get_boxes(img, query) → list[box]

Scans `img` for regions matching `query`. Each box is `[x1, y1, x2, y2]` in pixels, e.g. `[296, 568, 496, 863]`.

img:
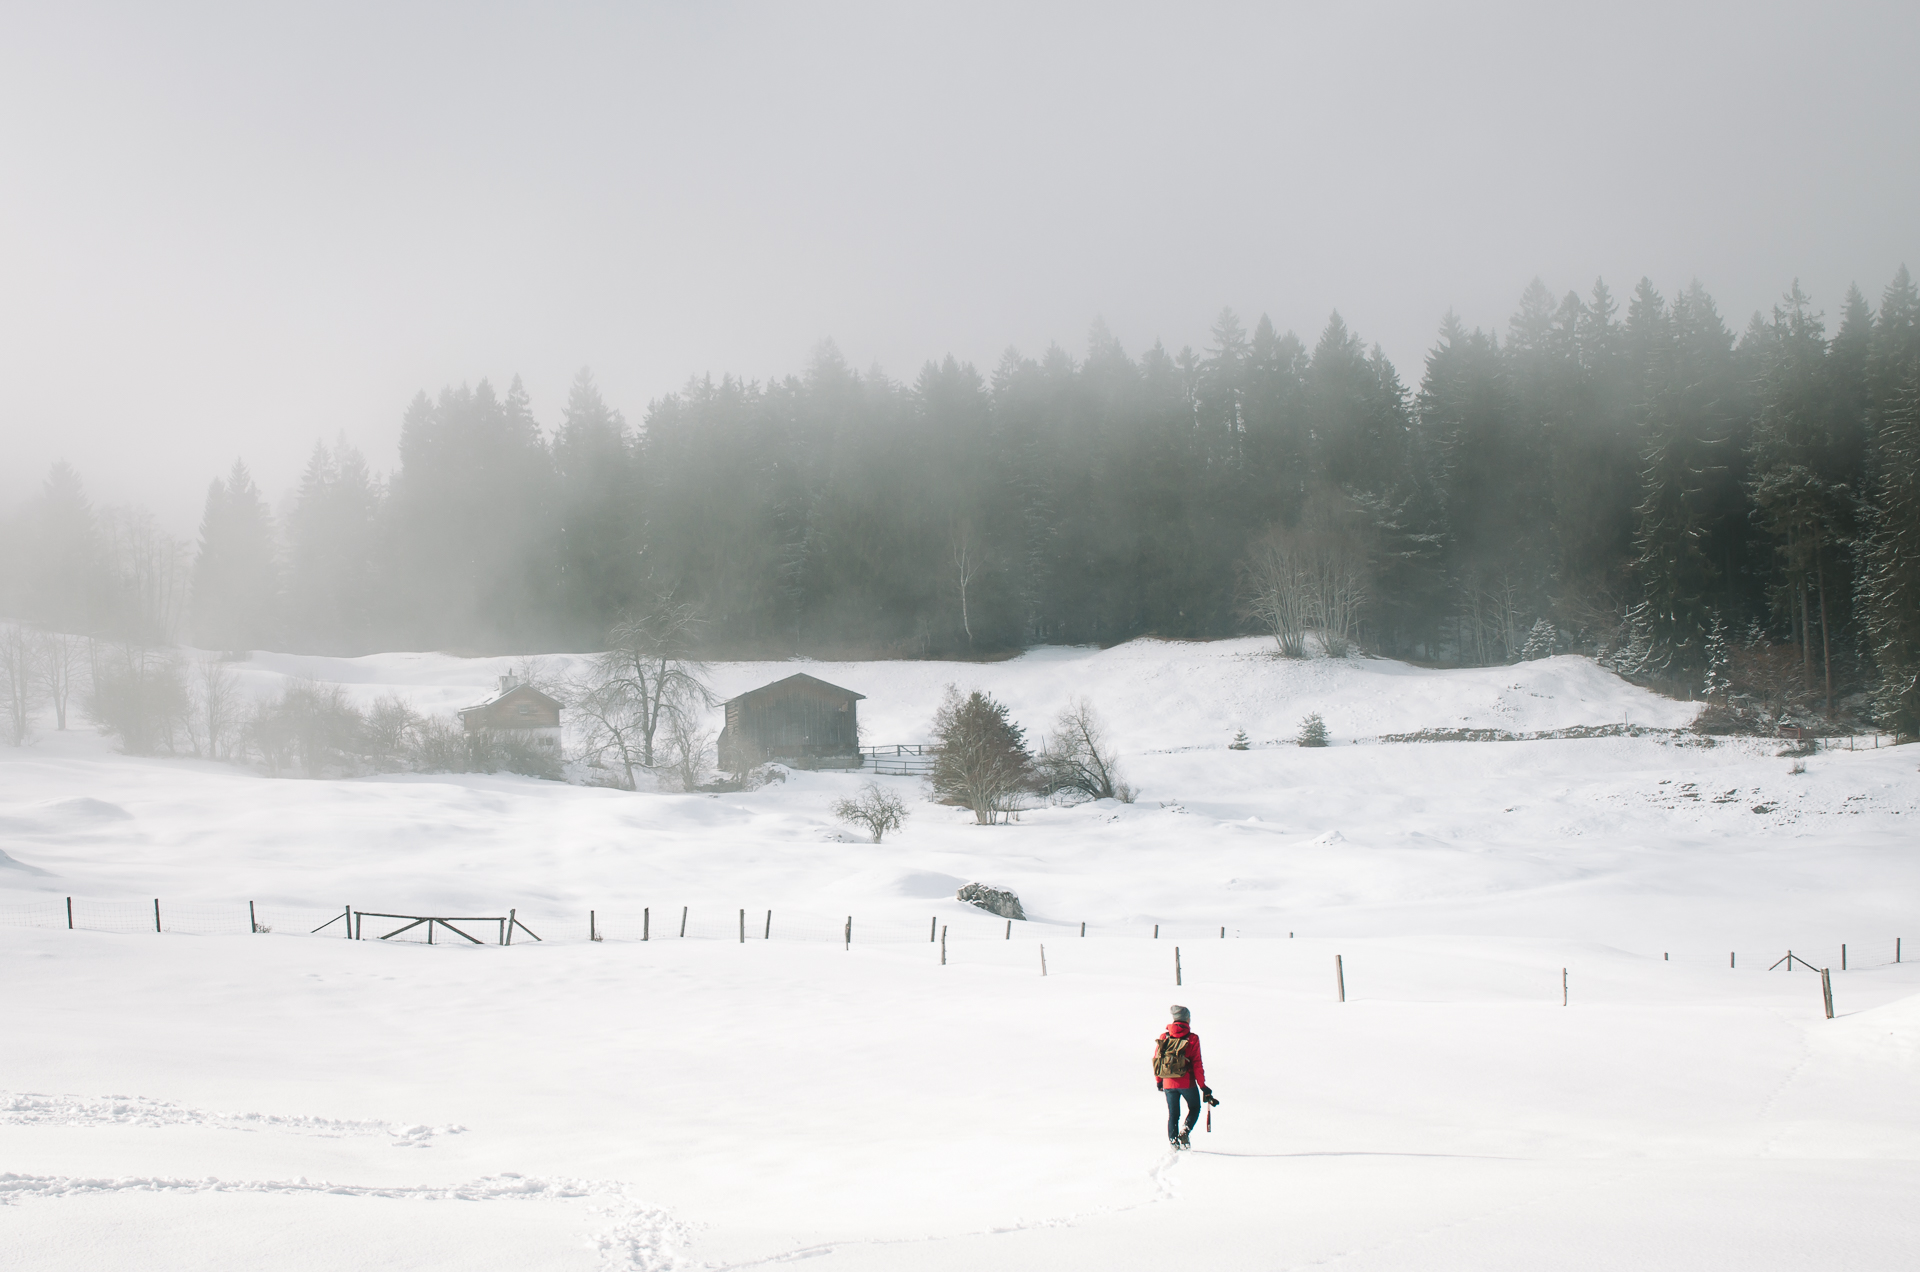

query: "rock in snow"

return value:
[956, 882, 1024, 920]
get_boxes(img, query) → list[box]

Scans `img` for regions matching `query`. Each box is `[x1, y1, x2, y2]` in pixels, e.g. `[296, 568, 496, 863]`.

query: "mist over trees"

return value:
[4, 271, 1919, 728]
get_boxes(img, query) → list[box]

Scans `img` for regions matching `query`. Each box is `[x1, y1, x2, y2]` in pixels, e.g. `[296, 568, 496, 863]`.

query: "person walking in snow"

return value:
[1153, 1004, 1215, 1148]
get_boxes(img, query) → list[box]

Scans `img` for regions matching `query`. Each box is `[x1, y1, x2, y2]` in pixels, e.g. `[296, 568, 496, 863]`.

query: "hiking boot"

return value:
[1177, 1132, 1192, 1149]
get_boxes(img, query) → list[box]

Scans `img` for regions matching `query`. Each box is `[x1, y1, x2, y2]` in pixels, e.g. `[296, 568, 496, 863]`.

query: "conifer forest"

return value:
[6, 270, 1920, 732]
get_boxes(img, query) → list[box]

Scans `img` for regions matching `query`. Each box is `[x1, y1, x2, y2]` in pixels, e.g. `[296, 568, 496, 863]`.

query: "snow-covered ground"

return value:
[4, 639, 1918, 1269]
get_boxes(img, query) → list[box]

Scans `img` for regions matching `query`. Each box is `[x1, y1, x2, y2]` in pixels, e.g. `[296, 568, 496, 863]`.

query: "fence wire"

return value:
[1, 898, 1912, 974]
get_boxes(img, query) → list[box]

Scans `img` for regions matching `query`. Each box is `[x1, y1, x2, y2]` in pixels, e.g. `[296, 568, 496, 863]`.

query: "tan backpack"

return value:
[1153, 1034, 1192, 1080]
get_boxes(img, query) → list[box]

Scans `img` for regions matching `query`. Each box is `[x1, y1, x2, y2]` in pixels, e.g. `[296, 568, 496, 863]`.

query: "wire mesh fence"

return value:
[1, 897, 1912, 982]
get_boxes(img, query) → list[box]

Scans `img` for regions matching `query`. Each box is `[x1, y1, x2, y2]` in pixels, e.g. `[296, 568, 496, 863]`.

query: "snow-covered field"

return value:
[4, 639, 1918, 1269]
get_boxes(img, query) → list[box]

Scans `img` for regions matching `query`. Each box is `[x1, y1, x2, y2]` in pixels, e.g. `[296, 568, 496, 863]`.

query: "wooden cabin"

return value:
[717, 673, 863, 773]
[459, 676, 564, 757]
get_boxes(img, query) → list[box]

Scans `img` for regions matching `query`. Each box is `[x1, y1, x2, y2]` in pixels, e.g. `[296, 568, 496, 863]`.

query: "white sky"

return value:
[2, 1, 1915, 531]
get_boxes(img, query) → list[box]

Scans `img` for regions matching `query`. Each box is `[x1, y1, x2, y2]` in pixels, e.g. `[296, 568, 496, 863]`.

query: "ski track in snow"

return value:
[0, 1171, 685, 1272]
[0, 1090, 464, 1147]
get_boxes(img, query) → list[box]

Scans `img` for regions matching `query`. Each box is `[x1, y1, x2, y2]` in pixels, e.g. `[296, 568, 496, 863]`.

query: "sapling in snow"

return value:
[1298, 713, 1330, 747]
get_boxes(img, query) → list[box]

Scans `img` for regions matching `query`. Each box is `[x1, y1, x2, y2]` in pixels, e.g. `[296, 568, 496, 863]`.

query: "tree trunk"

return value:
[1801, 581, 1813, 691]
[1816, 536, 1832, 715]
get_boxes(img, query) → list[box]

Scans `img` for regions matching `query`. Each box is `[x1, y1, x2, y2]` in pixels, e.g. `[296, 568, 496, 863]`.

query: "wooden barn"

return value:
[459, 676, 564, 757]
[717, 673, 864, 773]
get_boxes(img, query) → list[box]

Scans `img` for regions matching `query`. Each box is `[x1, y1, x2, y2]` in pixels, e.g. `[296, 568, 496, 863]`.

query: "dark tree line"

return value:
[5, 268, 1919, 730]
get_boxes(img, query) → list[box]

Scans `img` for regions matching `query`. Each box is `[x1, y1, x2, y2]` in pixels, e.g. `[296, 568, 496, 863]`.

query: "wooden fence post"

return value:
[590, 910, 597, 941]
[1562, 968, 1568, 1006]
[506, 908, 516, 946]
[765, 910, 772, 939]
[1220, 926, 1225, 939]
[345, 905, 353, 939]
[739, 909, 745, 944]
[930, 916, 937, 942]
[1154, 924, 1159, 939]
[1080, 921, 1086, 937]
[1005, 919, 1011, 940]
[940, 925, 947, 965]
[250, 901, 258, 934]
[1841, 943, 1847, 971]
[1730, 951, 1735, 968]
[845, 916, 852, 950]
[1335, 954, 1345, 1002]
[643, 907, 650, 941]
[680, 906, 688, 938]
[1821, 967, 1835, 1019]
[1040, 944, 1047, 977]
[66, 897, 72, 930]
[154, 898, 161, 933]
[1175, 946, 1182, 986]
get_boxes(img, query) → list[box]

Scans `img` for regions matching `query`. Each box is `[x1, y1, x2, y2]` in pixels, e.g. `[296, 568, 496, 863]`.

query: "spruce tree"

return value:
[190, 460, 280, 650]
[1858, 381, 1920, 733]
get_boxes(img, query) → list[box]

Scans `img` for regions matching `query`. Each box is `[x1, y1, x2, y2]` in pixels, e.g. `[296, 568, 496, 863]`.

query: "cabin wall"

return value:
[719, 685, 859, 771]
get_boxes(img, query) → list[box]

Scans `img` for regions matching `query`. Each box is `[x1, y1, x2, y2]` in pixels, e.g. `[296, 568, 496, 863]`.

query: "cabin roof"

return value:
[722, 672, 865, 707]
[459, 682, 563, 718]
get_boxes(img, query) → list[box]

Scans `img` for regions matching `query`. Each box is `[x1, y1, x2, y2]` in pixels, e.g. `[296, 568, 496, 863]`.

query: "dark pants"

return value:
[1164, 1086, 1200, 1140]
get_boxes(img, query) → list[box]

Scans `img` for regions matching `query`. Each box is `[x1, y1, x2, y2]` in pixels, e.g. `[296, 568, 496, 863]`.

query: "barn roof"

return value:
[723, 672, 865, 706]
[459, 682, 563, 718]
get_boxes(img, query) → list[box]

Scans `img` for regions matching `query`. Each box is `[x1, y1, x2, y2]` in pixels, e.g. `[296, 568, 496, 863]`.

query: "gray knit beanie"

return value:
[1169, 1005, 1190, 1023]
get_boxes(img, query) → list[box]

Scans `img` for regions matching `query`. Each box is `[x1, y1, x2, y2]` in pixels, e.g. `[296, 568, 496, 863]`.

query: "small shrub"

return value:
[1297, 713, 1329, 748]
[1229, 730, 1251, 751]
[833, 781, 910, 842]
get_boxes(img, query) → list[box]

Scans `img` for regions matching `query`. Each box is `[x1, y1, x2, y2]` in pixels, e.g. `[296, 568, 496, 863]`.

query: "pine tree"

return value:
[552, 368, 640, 636]
[929, 687, 1034, 825]
[285, 439, 384, 653]
[1858, 381, 1920, 733]
[190, 460, 280, 650]
[26, 462, 105, 632]
[1703, 613, 1731, 701]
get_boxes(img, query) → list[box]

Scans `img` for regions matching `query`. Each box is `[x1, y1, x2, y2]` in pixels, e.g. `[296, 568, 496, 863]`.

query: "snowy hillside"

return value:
[228, 636, 1702, 751]
[4, 639, 1917, 1271]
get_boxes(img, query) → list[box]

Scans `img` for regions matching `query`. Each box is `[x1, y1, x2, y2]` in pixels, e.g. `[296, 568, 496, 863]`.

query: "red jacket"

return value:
[1153, 1021, 1206, 1090]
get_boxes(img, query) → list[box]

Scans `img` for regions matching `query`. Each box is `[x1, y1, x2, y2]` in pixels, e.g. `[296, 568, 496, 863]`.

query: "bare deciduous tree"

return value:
[1037, 698, 1134, 802]
[89, 643, 189, 755]
[185, 656, 242, 760]
[660, 699, 714, 792]
[1241, 529, 1315, 658]
[572, 594, 712, 790]
[1240, 488, 1372, 658]
[1, 625, 44, 746]
[36, 630, 86, 730]
[833, 780, 909, 842]
[952, 522, 979, 648]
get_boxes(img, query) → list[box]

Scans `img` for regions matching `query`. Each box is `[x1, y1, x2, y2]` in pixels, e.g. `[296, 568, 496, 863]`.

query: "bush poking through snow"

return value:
[928, 685, 1036, 825]
[1298, 712, 1330, 747]
[832, 781, 909, 842]
[1229, 729, 1251, 750]
[1037, 698, 1135, 802]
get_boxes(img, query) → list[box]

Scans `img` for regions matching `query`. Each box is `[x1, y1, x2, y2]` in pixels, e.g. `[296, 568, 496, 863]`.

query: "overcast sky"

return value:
[3, 1, 1915, 530]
